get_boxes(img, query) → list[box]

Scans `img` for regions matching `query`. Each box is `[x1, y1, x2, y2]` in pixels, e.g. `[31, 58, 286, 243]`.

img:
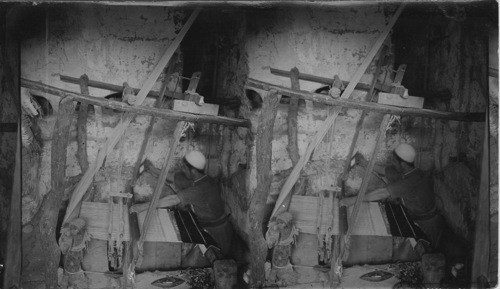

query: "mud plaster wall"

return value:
[426, 17, 488, 241]
[244, 5, 417, 206]
[427, 18, 487, 171]
[219, 6, 488, 276]
[219, 6, 432, 281]
[242, 7, 488, 244]
[19, 6, 218, 225]
[219, 5, 415, 243]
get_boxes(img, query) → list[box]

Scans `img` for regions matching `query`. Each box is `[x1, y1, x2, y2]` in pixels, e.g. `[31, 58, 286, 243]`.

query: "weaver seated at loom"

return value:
[340, 144, 467, 266]
[131, 150, 233, 260]
[341, 144, 442, 253]
[287, 145, 438, 266]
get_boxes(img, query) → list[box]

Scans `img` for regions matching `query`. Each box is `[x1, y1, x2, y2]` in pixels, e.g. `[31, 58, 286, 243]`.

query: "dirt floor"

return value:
[284, 265, 401, 289]
[132, 265, 402, 288]
[53, 265, 403, 289]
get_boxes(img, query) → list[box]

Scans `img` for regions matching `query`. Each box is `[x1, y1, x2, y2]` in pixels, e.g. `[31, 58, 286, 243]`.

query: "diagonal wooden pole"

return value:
[63, 8, 200, 223]
[340, 114, 390, 262]
[77, 74, 90, 173]
[3, 123, 21, 289]
[329, 46, 387, 287]
[271, 4, 405, 218]
[472, 112, 490, 283]
[135, 121, 185, 267]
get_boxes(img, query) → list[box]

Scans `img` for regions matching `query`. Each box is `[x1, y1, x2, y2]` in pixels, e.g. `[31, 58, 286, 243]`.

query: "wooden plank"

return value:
[393, 64, 407, 84]
[135, 242, 183, 272]
[249, 90, 281, 287]
[172, 100, 219, 115]
[271, 4, 406, 218]
[343, 236, 393, 266]
[270, 67, 393, 93]
[61, 9, 199, 224]
[77, 74, 90, 173]
[378, 92, 424, 109]
[60, 74, 185, 100]
[186, 71, 201, 92]
[22, 78, 250, 127]
[136, 121, 185, 267]
[2, 123, 21, 289]
[246, 78, 484, 122]
[472, 113, 490, 282]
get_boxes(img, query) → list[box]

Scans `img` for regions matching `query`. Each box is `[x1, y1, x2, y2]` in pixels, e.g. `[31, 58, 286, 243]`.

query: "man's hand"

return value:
[352, 152, 368, 168]
[130, 195, 182, 214]
[130, 203, 149, 214]
[340, 196, 356, 207]
[141, 159, 152, 171]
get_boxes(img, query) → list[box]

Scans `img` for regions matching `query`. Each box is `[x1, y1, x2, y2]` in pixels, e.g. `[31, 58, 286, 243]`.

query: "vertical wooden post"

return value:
[288, 67, 300, 166]
[270, 68, 301, 219]
[1, 7, 21, 288]
[3, 124, 21, 289]
[472, 114, 490, 283]
[124, 61, 179, 288]
[249, 90, 281, 287]
[32, 98, 75, 289]
[330, 47, 387, 286]
[341, 114, 390, 263]
[135, 121, 185, 267]
[77, 74, 90, 173]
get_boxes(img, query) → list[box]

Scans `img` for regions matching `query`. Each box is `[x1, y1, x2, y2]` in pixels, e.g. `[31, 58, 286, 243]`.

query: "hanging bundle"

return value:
[20, 92, 43, 156]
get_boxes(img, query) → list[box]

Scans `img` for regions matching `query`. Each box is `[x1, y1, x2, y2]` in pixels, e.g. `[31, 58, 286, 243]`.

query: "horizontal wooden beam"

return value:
[246, 78, 485, 122]
[270, 67, 394, 92]
[59, 74, 185, 99]
[22, 78, 251, 128]
[271, 67, 454, 100]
